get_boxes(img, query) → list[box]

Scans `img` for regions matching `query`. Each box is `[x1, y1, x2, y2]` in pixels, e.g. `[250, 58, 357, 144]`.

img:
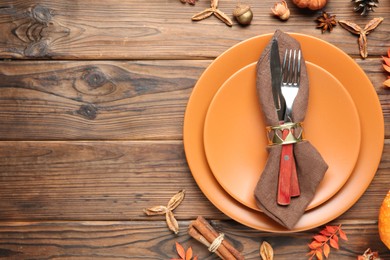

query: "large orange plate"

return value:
[204, 62, 360, 212]
[183, 33, 384, 232]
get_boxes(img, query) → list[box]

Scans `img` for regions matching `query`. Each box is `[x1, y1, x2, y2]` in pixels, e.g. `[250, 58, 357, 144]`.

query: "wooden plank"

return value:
[0, 220, 387, 259]
[0, 60, 209, 140]
[0, 140, 388, 221]
[0, 0, 389, 59]
[0, 59, 388, 140]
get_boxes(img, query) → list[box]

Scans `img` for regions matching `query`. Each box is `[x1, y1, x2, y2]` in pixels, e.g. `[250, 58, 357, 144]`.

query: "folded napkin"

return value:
[254, 30, 328, 229]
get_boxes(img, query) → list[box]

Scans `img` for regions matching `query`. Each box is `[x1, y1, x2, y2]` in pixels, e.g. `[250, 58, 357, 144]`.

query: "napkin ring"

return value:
[266, 122, 304, 146]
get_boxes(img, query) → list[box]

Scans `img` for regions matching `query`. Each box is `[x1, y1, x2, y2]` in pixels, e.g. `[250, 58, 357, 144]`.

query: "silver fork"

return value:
[281, 49, 301, 123]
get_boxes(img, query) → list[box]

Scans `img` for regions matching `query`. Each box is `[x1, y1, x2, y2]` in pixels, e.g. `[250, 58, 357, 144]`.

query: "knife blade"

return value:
[270, 38, 285, 121]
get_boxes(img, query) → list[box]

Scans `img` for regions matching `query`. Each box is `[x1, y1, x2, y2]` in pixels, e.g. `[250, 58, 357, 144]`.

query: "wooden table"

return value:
[0, 0, 389, 259]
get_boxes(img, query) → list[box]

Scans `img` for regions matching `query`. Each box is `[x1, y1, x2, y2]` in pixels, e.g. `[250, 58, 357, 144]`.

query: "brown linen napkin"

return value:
[254, 30, 328, 229]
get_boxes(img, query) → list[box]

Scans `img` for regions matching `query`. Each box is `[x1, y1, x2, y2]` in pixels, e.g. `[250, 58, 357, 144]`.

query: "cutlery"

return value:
[270, 41, 300, 205]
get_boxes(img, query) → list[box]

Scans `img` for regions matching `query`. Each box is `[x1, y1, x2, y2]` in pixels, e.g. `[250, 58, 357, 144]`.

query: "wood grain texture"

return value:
[0, 0, 389, 59]
[0, 59, 388, 140]
[0, 140, 387, 221]
[0, 220, 388, 259]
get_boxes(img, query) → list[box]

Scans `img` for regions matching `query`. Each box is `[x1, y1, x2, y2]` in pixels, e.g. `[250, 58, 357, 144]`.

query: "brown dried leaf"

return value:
[363, 17, 384, 34]
[359, 33, 368, 59]
[144, 205, 167, 215]
[191, 8, 214, 21]
[167, 190, 186, 211]
[210, 0, 219, 9]
[338, 20, 362, 34]
[214, 9, 233, 26]
[259, 241, 274, 260]
[166, 210, 179, 234]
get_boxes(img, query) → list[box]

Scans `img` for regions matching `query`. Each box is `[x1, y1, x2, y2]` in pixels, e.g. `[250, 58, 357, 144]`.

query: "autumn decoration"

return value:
[292, 0, 327, 10]
[352, 0, 379, 16]
[171, 242, 198, 260]
[233, 4, 253, 25]
[382, 49, 390, 88]
[378, 189, 390, 249]
[357, 248, 382, 260]
[260, 241, 274, 260]
[271, 1, 290, 21]
[307, 225, 348, 260]
[315, 11, 337, 33]
[338, 17, 383, 59]
[144, 190, 185, 234]
[180, 0, 198, 5]
[192, 0, 233, 26]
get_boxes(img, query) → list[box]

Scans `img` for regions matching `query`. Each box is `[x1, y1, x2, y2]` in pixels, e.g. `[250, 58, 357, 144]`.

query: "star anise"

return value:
[180, 0, 197, 5]
[315, 11, 337, 33]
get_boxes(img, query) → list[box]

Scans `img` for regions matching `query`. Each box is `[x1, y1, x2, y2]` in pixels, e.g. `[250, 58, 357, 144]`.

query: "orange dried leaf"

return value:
[309, 241, 323, 249]
[339, 229, 348, 241]
[383, 56, 390, 67]
[325, 226, 337, 233]
[329, 238, 339, 249]
[186, 247, 193, 260]
[384, 78, 390, 87]
[383, 64, 390, 73]
[323, 243, 330, 258]
[388, 48, 390, 58]
[320, 230, 332, 236]
[175, 242, 186, 259]
[315, 249, 323, 260]
[314, 235, 327, 242]
[193, 256, 198, 260]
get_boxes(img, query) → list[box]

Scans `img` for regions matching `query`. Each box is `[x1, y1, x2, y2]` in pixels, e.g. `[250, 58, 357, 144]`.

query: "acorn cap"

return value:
[233, 4, 251, 17]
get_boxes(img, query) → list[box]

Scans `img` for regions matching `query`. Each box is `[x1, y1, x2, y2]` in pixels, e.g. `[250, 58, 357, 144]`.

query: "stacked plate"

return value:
[183, 33, 384, 232]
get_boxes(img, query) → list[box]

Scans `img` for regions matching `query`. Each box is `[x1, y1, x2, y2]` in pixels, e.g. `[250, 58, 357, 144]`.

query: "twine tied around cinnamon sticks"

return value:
[188, 216, 244, 259]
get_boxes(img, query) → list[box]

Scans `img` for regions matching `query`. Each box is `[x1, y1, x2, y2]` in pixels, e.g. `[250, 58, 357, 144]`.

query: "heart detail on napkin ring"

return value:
[266, 122, 304, 146]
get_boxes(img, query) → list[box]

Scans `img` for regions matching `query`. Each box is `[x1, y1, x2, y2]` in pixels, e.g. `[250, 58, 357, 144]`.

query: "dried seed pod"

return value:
[167, 189, 186, 211]
[271, 1, 290, 21]
[166, 210, 179, 234]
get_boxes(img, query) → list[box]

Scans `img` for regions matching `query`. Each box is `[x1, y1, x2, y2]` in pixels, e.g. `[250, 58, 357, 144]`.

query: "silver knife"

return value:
[270, 38, 285, 121]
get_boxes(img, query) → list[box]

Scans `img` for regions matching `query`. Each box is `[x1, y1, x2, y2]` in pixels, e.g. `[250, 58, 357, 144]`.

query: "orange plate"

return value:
[183, 33, 384, 232]
[204, 62, 360, 212]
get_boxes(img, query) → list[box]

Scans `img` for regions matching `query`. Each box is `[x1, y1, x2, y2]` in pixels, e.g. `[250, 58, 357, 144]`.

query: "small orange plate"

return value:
[204, 62, 361, 211]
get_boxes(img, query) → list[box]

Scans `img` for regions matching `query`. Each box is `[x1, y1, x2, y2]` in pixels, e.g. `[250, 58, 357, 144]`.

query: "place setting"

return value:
[183, 30, 384, 232]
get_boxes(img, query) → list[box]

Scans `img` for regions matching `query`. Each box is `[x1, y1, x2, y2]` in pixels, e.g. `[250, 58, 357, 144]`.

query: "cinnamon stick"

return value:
[188, 226, 224, 258]
[188, 216, 244, 259]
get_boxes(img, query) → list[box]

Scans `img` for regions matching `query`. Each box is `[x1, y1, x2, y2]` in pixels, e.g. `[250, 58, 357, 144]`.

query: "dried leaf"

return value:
[186, 247, 193, 260]
[338, 229, 348, 241]
[307, 225, 347, 259]
[260, 241, 274, 260]
[308, 241, 322, 249]
[383, 78, 390, 87]
[191, 8, 214, 21]
[383, 56, 390, 67]
[323, 243, 330, 258]
[314, 235, 327, 242]
[166, 210, 179, 234]
[359, 33, 368, 59]
[144, 205, 167, 215]
[175, 242, 186, 259]
[338, 20, 362, 34]
[363, 17, 384, 34]
[329, 238, 339, 249]
[168, 190, 186, 211]
[315, 249, 323, 260]
[383, 64, 390, 73]
[214, 9, 233, 26]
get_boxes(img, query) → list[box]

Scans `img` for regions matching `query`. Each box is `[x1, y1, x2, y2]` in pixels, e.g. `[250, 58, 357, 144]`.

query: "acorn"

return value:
[233, 4, 253, 25]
